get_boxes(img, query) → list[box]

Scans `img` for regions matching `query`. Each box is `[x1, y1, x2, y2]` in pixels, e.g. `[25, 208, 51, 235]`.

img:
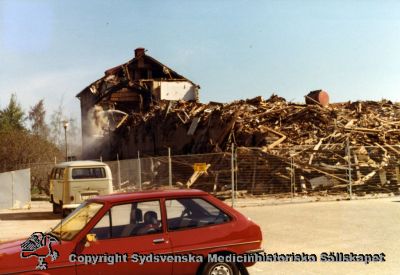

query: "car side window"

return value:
[90, 200, 163, 240]
[90, 210, 111, 240]
[166, 198, 230, 231]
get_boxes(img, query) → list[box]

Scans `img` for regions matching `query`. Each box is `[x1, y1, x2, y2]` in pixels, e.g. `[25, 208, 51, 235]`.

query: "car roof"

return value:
[53, 160, 108, 168]
[90, 189, 208, 203]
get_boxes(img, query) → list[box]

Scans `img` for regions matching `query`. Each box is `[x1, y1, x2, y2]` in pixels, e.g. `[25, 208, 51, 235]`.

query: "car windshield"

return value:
[51, 202, 103, 241]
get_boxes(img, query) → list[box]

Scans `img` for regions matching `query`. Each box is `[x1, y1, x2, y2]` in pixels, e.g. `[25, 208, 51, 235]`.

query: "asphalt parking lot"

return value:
[242, 197, 400, 275]
[1, 197, 399, 274]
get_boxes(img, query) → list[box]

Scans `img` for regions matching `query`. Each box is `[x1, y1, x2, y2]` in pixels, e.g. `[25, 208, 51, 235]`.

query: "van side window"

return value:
[72, 168, 106, 179]
[52, 168, 65, 180]
[50, 169, 56, 179]
[54, 169, 60, 179]
[58, 168, 65, 180]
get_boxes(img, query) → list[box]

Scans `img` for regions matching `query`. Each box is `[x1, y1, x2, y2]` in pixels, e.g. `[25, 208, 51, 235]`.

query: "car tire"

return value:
[202, 261, 239, 275]
[52, 203, 61, 214]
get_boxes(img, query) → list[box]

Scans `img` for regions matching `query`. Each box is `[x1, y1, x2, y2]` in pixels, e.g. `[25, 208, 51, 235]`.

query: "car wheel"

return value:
[202, 262, 239, 275]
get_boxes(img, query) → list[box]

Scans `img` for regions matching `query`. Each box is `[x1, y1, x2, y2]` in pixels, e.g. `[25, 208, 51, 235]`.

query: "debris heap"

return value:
[111, 95, 400, 194]
[115, 95, 400, 152]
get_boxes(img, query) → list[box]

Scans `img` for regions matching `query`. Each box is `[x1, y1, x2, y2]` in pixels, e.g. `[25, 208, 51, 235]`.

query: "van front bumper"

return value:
[62, 203, 80, 209]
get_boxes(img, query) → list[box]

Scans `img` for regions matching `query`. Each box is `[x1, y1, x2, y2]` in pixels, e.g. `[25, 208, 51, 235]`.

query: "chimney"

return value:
[135, 48, 145, 58]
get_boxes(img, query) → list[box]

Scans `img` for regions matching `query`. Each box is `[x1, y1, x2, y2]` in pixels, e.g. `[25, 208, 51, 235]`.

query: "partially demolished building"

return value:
[77, 49, 400, 195]
[77, 48, 199, 159]
[77, 48, 400, 161]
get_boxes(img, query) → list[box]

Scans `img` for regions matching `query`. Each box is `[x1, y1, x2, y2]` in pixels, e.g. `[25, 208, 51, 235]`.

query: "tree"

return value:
[0, 95, 67, 194]
[67, 117, 81, 157]
[0, 93, 25, 131]
[48, 101, 82, 158]
[28, 99, 49, 138]
[49, 103, 64, 147]
[0, 129, 63, 194]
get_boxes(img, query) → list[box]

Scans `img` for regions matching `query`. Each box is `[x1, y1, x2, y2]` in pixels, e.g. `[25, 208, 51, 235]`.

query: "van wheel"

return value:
[52, 203, 61, 214]
[202, 262, 239, 275]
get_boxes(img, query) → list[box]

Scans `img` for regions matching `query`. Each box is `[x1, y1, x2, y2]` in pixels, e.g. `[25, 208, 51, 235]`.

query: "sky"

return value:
[1, 0, 400, 125]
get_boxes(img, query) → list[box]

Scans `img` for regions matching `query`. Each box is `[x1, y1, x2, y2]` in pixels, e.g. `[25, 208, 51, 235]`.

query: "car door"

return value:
[76, 200, 173, 275]
[165, 197, 234, 275]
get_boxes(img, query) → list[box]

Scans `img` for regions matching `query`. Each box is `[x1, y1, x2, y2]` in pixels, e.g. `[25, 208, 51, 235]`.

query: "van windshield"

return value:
[72, 167, 106, 179]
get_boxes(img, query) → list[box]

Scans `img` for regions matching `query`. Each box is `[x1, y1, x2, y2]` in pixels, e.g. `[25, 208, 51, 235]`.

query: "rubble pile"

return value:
[113, 95, 400, 194]
[118, 94, 400, 151]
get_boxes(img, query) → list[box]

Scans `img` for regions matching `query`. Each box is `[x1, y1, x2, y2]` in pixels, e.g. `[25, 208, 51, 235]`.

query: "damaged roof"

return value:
[76, 47, 200, 99]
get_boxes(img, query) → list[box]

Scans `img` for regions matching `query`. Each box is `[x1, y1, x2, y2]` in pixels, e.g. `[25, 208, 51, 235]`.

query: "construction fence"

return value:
[105, 144, 400, 199]
[13, 144, 400, 205]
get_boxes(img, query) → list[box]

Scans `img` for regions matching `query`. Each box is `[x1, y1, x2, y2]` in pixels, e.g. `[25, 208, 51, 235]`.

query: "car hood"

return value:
[0, 239, 35, 274]
[0, 237, 76, 274]
[0, 239, 24, 255]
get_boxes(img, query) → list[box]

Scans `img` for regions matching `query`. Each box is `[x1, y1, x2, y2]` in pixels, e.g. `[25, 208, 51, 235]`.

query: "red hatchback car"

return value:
[0, 189, 263, 275]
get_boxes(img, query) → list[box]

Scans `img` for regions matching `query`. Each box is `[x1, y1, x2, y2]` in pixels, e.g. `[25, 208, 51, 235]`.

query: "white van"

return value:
[49, 161, 113, 215]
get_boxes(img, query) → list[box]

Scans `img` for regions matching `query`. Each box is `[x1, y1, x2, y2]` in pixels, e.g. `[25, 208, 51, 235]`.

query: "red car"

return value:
[0, 189, 263, 275]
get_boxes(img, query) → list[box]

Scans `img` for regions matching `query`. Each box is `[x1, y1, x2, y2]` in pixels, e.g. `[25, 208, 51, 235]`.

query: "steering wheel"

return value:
[144, 224, 158, 234]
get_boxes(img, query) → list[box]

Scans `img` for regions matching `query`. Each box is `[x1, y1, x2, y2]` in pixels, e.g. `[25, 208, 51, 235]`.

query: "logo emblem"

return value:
[20, 232, 60, 270]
